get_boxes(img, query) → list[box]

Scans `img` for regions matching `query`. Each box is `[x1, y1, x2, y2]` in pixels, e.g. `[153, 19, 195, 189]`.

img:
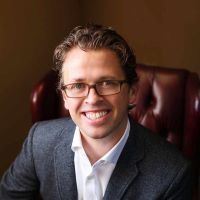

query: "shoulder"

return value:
[31, 117, 75, 137]
[32, 117, 75, 133]
[116, 119, 193, 199]
[129, 119, 190, 172]
[28, 117, 76, 153]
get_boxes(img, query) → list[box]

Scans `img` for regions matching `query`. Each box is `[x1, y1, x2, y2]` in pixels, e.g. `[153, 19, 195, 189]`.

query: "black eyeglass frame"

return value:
[61, 80, 128, 98]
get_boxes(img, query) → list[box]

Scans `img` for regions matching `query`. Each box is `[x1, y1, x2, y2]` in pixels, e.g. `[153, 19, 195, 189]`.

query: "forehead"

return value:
[62, 47, 125, 82]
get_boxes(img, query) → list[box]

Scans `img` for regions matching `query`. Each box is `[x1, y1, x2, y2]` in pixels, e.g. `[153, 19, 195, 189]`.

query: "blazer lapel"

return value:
[104, 119, 145, 200]
[54, 121, 78, 200]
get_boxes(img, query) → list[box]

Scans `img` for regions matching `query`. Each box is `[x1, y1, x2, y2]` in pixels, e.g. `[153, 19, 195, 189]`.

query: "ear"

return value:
[62, 91, 69, 110]
[128, 85, 137, 103]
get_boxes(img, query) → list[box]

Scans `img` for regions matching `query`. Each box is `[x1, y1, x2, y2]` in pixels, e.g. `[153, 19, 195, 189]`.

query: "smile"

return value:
[85, 111, 108, 120]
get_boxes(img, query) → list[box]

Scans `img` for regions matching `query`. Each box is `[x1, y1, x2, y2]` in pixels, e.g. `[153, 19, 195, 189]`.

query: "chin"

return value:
[85, 131, 107, 139]
[82, 128, 111, 140]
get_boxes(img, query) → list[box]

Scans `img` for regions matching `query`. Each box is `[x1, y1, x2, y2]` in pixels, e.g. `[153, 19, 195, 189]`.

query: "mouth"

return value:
[84, 110, 109, 120]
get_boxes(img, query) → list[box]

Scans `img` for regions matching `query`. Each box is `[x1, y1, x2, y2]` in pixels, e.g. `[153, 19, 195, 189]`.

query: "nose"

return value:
[84, 87, 103, 104]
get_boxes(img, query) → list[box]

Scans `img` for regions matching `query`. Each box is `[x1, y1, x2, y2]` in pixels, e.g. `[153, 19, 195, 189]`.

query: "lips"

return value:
[84, 111, 108, 120]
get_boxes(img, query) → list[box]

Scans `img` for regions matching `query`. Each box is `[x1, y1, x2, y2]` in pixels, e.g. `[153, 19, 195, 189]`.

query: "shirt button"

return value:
[87, 175, 93, 180]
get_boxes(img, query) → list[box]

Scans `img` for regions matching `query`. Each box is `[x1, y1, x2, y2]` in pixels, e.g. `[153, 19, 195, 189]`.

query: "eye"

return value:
[68, 83, 86, 90]
[99, 80, 118, 88]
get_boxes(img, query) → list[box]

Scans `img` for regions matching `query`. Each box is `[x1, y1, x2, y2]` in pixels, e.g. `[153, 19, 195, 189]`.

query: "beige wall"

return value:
[0, 1, 80, 176]
[80, 0, 200, 75]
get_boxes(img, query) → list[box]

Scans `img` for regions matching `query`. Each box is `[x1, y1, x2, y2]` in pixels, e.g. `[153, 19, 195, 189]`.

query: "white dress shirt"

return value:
[71, 120, 130, 200]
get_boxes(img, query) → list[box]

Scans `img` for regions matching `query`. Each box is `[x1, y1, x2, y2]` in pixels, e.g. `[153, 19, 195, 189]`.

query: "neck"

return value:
[81, 118, 128, 164]
[81, 137, 115, 165]
[81, 118, 128, 165]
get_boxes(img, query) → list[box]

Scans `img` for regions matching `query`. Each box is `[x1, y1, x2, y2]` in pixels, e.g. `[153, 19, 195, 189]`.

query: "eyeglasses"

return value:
[61, 80, 128, 98]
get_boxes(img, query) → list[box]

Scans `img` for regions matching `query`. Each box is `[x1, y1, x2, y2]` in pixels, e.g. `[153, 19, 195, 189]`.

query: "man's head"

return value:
[53, 24, 138, 145]
[53, 24, 138, 89]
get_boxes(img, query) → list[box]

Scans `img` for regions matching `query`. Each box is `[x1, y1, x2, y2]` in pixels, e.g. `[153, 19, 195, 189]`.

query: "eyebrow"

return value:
[98, 76, 118, 80]
[69, 76, 119, 83]
[70, 78, 85, 82]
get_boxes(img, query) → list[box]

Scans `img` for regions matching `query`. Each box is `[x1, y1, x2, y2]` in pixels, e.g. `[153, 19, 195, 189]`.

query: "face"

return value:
[62, 47, 135, 145]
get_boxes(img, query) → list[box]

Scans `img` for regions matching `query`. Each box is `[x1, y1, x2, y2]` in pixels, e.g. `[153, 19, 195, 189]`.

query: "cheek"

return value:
[120, 89, 131, 102]
[109, 93, 129, 110]
[64, 99, 69, 110]
[63, 98, 81, 114]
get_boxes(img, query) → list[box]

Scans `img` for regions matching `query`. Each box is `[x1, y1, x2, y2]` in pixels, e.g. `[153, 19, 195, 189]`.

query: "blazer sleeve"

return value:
[0, 123, 40, 200]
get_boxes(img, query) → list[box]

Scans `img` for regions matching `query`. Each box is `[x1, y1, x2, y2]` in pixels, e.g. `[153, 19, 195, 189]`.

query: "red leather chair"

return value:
[31, 64, 200, 200]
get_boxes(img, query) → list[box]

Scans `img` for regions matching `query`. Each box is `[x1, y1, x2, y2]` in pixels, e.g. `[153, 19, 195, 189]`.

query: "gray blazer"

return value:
[0, 117, 193, 200]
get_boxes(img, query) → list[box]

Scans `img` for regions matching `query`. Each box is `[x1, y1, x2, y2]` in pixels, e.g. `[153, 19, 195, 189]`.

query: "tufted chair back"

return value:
[31, 64, 199, 199]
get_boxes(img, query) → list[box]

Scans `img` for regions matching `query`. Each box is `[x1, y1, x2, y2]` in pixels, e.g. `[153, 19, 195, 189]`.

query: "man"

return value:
[0, 24, 193, 199]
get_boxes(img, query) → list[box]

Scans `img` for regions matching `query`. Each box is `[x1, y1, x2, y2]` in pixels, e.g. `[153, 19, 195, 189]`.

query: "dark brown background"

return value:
[0, 0, 199, 177]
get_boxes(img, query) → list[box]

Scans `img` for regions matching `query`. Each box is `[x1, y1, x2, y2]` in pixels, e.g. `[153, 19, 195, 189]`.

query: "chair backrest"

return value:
[31, 64, 200, 199]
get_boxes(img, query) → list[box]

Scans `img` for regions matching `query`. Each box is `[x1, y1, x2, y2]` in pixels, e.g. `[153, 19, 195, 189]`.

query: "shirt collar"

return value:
[71, 126, 83, 152]
[71, 119, 130, 165]
[101, 120, 130, 164]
